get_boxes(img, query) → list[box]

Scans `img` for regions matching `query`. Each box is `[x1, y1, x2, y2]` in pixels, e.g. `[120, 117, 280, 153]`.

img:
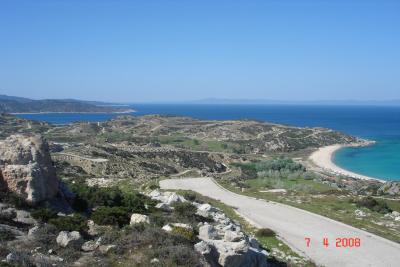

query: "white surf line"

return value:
[309, 144, 385, 182]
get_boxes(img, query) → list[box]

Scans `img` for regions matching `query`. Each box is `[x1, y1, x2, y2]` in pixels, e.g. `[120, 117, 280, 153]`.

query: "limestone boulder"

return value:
[0, 135, 60, 205]
[130, 213, 150, 225]
[197, 239, 268, 267]
[199, 224, 219, 240]
[224, 230, 244, 242]
[56, 231, 82, 247]
[81, 238, 101, 252]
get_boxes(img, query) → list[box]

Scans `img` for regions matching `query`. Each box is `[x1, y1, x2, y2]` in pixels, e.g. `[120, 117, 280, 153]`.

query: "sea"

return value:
[16, 104, 400, 181]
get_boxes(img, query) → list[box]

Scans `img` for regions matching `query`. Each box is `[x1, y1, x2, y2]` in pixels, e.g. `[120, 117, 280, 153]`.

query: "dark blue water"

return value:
[16, 104, 400, 181]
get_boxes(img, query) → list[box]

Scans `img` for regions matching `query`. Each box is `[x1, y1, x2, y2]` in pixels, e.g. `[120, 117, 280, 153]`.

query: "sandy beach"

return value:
[309, 143, 384, 182]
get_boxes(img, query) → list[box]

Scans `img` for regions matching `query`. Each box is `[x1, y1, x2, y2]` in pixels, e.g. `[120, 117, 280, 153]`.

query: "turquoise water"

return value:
[16, 104, 400, 181]
[334, 138, 400, 180]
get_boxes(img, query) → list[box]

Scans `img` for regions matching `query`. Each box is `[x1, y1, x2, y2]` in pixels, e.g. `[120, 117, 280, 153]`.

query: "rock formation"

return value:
[0, 134, 60, 205]
[147, 190, 269, 267]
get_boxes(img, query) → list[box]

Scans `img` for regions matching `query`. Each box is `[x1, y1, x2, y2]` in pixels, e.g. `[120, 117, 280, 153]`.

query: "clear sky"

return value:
[0, 0, 399, 102]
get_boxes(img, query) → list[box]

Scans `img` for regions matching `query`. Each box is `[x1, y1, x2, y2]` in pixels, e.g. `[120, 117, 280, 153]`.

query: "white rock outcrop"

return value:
[0, 135, 60, 205]
[199, 224, 219, 240]
[146, 190, 268, 266]
[147, 190, 186, 205]
[56, 231, 82, 247]
[81, 238, 102, 252]
[130, 213, 150, 225]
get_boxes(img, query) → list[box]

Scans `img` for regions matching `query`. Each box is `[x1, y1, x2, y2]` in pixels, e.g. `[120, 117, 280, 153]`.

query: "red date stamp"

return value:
[305, 237, 361, 248]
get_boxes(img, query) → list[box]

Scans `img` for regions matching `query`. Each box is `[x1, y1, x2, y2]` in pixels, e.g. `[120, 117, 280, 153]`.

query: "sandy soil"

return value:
[309, 144, 384, 182]
[160, 177, 400, 267]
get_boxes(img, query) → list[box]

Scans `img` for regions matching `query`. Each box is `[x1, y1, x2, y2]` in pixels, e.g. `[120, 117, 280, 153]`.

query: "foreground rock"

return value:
[130, 213, 150, 225]
[148, 190, 187, 205]
[146, 189, 268, 267]
[56, 231, 83, 247]
[0, 134, 60, 205]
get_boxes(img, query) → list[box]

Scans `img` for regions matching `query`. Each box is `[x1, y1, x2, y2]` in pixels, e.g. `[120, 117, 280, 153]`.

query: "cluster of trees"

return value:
[234, 157, 308, 180]
[32, 182, 156, 232]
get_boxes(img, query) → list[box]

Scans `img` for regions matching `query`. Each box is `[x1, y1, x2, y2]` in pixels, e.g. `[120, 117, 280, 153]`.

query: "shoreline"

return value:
[309, 142, 386, 183]
[10, 109, 136, 115]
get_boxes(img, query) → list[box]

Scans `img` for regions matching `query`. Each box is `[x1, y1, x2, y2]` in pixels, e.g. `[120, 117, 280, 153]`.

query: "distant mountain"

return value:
[0, 94, 32, 103]
[0, 95, 133, 113]
[190, 98, 400, 106]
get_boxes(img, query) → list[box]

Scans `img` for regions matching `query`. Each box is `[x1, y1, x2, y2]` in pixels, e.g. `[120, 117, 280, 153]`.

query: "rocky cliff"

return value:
[0, 134, 60, 205]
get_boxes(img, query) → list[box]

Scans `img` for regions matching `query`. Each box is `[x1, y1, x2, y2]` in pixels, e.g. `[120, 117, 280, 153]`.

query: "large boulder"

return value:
[81, 238, 102, 252]
[199, 224, 219, 240]
[0, 135, 60, 205]
[196, 239, 268, 267]
[147, 190, 186, 205]
[130, 213, 150, 225]
[56, 231, 82, 247]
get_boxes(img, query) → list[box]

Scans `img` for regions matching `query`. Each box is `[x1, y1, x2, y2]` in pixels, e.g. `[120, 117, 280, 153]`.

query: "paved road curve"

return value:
[160, 178, 400, 267]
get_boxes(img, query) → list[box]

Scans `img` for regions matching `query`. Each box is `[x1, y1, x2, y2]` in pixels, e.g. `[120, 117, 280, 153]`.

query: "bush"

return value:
[147, 182, 160, 190]
[91, 206, 130, 227]
[182, 192, 197, 202]
[48, 214, 88, 233]
[28, 224, 58, 246]
[149, 213, 167, 227]
[255, 158, 306, 173]
[173, 202, 197, 218]
[68, 183, 153, 213]
[31, 208, 58, 223]
[150, 244, 201, 266]
[255, 228, 276, 238]
[0, 228, 15, 242]
[122, 193, 150, 213]
[356, 197, 392, 214]
[0, 190, 30, 209]
[106, 226, 202, 265]
[235, 163, 258, 178]
[171, 226, 196, 242]
[71, 195, 89, 213]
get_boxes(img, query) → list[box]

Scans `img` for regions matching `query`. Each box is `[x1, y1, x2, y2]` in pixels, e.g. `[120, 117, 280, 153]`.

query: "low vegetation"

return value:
[355, 196, 393, 214]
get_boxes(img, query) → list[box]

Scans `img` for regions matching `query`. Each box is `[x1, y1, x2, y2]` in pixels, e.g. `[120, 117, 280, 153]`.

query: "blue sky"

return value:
[0, 0, 399, 102]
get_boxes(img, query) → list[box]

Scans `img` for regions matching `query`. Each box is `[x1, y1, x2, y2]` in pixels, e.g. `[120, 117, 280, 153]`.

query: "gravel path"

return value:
[160, 177, 400, 267]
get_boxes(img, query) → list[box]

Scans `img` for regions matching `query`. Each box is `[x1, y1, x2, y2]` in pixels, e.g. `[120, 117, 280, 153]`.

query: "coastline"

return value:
[10, 109, 135, 115]
[309, 142, 386, 182]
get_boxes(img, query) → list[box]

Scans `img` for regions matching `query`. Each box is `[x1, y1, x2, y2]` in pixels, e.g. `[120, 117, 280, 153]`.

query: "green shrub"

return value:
[183, 192, 197, 202]
[173, 202, 197, 218]
[68, 182, 153, 213]
[71, 195, 89, 213]
[91, 206, 130, 227]
[255, 158, 305, 173]
[149, 213, 167, 227]
[31, 208, 58, 223]
[122, 193, 149, 213]
[147, 182, 160, 190]
[356, 197, 392, 214]
[0, 190, 30, 209]
[232, 162, 258, 178]
[48, 214, 88, 233]
[171, 226, 196, 242]
[0, 228, 15, 242]
[150, 244, 201, 266]
[255, 228, 276, 238]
